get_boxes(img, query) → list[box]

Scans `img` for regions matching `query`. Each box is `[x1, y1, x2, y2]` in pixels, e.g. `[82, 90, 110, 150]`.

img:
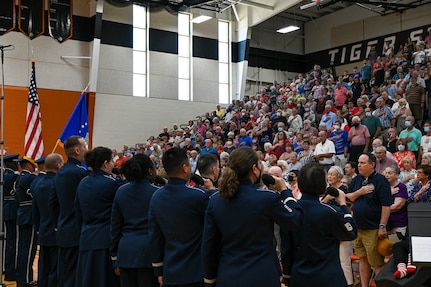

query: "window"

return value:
[178, 13, 191, 101]
[218, 21, 230, 104]
[133, 4, 148, 97]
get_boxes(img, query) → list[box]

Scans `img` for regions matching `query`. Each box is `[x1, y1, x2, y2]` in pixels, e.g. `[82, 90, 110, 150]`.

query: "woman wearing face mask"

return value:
[419, 121, 431, 162]
[202, 148, 303, 287]
[393, 138, 416, 171]
[394, 99, 412, 134]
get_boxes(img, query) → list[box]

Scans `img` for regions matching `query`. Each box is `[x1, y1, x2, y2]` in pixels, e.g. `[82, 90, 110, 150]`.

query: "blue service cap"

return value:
[4, 154, 19, 162]
[35, 156, 47, 164]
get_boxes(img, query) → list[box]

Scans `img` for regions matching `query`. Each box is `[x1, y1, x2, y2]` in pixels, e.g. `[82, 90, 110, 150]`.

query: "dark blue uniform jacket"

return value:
[76, 170, 123, 251]
[15, 170, 36, 225]
[33, 172, 58, 246]
[4, 168, 18, 221]
[290, 193, 357, 287]
[49, 158, 89, 247]
[149, 178, 210, 285]
[202, 181, 303, 287]
[110, 179, 158, 268]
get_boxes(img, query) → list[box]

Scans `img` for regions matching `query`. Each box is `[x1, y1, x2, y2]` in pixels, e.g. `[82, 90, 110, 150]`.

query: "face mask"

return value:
[365, 112, 371, 118]
[405, 121, 411, 127]
[254, 167, 262, 185]
[297, 104, 301, 108]
[241, 112, 245, 116]
[424, 127, 430, 133]
[278, 127, 284, 132]
[398, 144, 405, 151]
[372, 146, 377, 152]
[287, 132, 292, 137]
[334, 125, 340, 130]
[287, 175, 294, 182]
[353, 123, 359, 128]
[276, 112, 281, 117]
[305, 108, 310, 111]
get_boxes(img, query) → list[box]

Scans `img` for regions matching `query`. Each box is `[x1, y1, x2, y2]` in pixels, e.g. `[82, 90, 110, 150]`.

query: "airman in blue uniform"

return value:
[15, 156, 38, 287]
[33, 153, 64, 287]
[110, 154, 159, 287]
[3, 154, 19, 281]
[48, 136, 88, 287]
[149, 148, 210, 287]
[75, 147, 123, 287]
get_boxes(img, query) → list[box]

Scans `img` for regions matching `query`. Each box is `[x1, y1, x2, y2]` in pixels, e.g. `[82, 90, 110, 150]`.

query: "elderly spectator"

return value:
[254, 118, 273, 151]
[386, 127, 398, 153]
[399, 156, 417, 194]
[384, 166, 408, 237]
[334, 81, 350, 109]
[237, 128, 253, 147]
[399, 116, 422, 159]
[348, 116, 371, 163]
[362, 105, 382, 141]
[286, 153, 302, 172]
[328, 119, 349, 168]
[320, 105, 338, 130]
[344, 161, 358, 180]
[405, 77, 426, 125]
[421, 152, 431, 165]
[288, 108, 303, 133]
[200, 139, 218, 155]
[300, 120, 318, 139]
[114, 151, 127, 168]
[374, 96, 395, 141]
[372, 138, 393, 159]
[408, 164, 431, 203]
[394, 98, 412, 133]
[313, 131, 335, 171]
[279, 143, 295, 162]
[375, 146, 398, 174]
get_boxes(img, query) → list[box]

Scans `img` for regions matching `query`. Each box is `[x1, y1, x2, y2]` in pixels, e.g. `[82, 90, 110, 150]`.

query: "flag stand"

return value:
[0, 44, 14, 287]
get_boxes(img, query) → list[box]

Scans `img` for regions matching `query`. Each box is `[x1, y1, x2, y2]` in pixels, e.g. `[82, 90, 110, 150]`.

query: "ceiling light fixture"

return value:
[276, 25, 300, 34]
[191, 15, 212, 23]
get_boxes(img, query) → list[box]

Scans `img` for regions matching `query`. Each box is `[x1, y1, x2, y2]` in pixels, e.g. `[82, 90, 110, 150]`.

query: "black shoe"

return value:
[26, 281, 38, 287]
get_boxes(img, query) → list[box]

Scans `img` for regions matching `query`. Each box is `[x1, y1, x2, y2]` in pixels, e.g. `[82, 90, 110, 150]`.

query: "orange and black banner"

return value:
[18, 0, 45, 40]
[0, 0, 15, 36]
[48, 0, 73, 43]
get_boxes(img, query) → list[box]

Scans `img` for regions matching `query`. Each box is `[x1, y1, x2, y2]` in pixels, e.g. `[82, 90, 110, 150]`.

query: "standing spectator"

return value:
[419, 120, 431, 163]
[300, 119, 318, 139]
[399, 156, 417, 194]
[348, 116, 371, 163]
[328, 120, 349, 168]
[297, 139, 314, 167]
[346, 153, 392, 287]
[405, 77, 426, 126]
[288, 108, 303, 133]
[351, 76, 365, 106]
[202, 147, 303, 287]
[289, 163, 356, 287]
[344, 162, 358, 180]
[237, 128, 253, 147]
[334, 82, 350, 109]
[362, 106, 382, 141]
[320, 105, 338, 130]
[110, 155, 159, 287]
[399, 116, 422, 159]
[114, 151, 127, 169]
[149, 148, 210, 287]
[384, 166, 408, 237]
[254, 119, 274, 151]
[394, 98, 412, 134]
[374, 96, 395, 142]
[408, 164, 431, 203]
[313, 131, 335, 171]
[33, 153, 64, 287]
[392, 138, 417, 171]
[48, 136, 89, 287]
[361, 59, 372, 91]
[75, 147, 123, 287]
[375, 146, 398, 174]
[386, 127, 398, 153]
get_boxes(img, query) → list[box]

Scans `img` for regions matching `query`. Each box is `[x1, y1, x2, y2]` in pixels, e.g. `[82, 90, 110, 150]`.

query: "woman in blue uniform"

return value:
[110, 154, 159, 287]
[75, 147, 123, 287]
[289, 163, 357, 287]
[202, 147, 303, 287]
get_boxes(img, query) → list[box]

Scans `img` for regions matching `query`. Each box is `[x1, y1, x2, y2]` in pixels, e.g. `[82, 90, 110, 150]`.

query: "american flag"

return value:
[24, 61, 44, 159]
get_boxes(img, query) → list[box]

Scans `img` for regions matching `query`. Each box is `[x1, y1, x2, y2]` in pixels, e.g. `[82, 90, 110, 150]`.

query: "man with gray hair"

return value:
[374, 146, 398, 174]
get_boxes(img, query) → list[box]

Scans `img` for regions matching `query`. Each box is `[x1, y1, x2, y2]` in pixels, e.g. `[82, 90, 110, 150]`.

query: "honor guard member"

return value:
[48, 136, 88, 287]
[289, 163, 357, 287]
[149, 148, 211, 287]
[33, 153, 64, 287]
[202, 148, 303, 287]
[110, 154, 159, 287]
[3, 154, 20, 281]
[195, 153, 220, 193]
[15, 156, 38, 287]
[75, 147, 123, 287]
[30, 156, 47, 189]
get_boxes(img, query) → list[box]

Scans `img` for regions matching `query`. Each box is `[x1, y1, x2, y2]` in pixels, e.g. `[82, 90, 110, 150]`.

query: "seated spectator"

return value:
[293, 132, 305, 154]
[393, 138, 416, 171]
[114, 151, 127, 168]
[237, 128, 253, 147]
[408, 164, 431, 203]
[200, 139, 218, 155]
